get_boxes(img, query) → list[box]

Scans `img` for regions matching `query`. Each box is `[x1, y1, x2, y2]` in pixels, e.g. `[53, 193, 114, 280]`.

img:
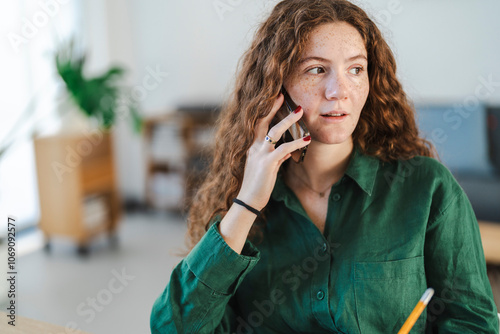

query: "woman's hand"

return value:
[236, 93, 311, 211]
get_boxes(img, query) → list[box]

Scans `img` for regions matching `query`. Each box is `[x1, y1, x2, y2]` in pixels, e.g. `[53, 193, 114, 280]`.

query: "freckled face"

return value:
[283, 22, 369, 146]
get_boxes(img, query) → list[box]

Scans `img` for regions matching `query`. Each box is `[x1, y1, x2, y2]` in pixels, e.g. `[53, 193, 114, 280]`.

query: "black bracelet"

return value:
[232, 198, 261, 216]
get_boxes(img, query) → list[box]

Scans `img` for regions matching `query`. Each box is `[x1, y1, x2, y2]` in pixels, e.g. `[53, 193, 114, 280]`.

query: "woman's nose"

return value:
[325, 73, 348, 101]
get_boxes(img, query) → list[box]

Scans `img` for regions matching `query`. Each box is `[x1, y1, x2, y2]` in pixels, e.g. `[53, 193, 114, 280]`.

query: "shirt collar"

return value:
[344, 147, 379, 196]
[271, 146, 379, 203]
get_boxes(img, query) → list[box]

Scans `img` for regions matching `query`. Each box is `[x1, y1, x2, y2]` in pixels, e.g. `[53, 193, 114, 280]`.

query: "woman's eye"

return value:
[349, 66, 364, 75]
[307, 67, 325, 74]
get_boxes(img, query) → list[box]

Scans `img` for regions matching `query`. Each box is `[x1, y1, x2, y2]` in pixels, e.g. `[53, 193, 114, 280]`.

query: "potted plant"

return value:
[54, 39, 142, 132]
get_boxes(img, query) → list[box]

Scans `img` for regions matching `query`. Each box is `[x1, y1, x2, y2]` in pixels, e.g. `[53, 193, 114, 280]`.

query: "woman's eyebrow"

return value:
[298, 54, 367, 64]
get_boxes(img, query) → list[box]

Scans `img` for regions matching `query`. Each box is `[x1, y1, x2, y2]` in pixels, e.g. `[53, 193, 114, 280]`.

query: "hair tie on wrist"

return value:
[232, 198, 261, 216]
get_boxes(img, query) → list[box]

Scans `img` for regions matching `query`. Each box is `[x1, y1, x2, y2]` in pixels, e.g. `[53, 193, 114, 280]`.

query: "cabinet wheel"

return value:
[109, 233, 119, 249]
[77, 244, 90, 257]
[44, 241, 51, 253]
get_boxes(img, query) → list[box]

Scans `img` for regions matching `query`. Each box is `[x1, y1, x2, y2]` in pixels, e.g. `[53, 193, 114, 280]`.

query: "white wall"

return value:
[82, 0, 500, 201]
[363, 0, 500, 104]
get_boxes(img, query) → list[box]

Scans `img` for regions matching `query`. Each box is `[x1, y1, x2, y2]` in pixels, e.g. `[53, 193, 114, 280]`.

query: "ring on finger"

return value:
[265, 135, 278, 145]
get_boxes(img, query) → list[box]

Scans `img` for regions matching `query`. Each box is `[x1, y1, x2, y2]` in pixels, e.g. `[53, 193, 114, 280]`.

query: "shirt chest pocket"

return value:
[353, 256, 427, 334]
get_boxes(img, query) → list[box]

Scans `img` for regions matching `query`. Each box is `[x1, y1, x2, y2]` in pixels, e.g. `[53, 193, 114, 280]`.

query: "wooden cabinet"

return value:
[34, 132, 120, 254]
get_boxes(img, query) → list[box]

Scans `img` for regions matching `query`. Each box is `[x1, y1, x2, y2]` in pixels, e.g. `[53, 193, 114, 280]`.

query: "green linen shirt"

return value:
[151, 148, 499, 333]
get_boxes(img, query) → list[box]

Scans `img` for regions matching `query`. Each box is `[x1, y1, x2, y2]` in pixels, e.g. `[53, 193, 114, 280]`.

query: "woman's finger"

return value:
[266, 106, 303, 142]
[270, 134, 311, 161]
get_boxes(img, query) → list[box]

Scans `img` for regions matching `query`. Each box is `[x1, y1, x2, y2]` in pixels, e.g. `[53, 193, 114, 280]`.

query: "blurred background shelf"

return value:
[143, 106, 219, 212]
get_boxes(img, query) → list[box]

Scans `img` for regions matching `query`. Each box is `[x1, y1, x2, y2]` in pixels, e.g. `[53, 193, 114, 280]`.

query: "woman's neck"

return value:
[286, 139, 354, 192]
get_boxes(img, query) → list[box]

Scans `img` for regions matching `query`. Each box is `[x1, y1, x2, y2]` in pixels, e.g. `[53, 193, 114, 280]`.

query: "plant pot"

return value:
[56, 94, 100, 135]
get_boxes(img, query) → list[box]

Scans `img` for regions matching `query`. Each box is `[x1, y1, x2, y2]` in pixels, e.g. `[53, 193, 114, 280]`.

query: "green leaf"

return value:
[54, 37, 143, 132]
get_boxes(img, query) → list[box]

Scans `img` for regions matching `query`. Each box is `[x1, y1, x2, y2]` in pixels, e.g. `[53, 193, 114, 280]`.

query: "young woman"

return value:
[151, 1, 499, 333]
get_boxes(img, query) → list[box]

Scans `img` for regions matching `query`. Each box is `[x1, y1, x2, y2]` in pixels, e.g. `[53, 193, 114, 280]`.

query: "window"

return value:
[0, 0, 83, 232]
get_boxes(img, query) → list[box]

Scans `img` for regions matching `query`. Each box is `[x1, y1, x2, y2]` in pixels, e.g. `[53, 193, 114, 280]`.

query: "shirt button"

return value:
[322, 243, 328, 253]
[332, 193, 341, 201]
[316, 290, 325, 300]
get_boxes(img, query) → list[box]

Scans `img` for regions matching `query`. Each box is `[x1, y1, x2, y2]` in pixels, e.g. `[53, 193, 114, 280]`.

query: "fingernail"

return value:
[294, 106, 302, 114]
[303, 135, 311, 141]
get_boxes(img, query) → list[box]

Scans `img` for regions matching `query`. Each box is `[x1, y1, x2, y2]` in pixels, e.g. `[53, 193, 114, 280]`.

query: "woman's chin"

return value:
[310, 133, 353, 146]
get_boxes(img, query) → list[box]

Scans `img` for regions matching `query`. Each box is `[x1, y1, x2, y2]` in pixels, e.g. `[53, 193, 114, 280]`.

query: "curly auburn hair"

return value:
[184, 0, 436, 251]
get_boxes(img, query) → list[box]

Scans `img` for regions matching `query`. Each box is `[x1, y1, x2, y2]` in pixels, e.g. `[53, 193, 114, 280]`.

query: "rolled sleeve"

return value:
[185, 220, 260, 295]
[425, 191, 499, 333]
[151, 220, 261, 333]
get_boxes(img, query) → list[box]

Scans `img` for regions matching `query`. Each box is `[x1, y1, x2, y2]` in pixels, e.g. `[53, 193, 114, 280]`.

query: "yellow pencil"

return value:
[397, 288, 435, 334]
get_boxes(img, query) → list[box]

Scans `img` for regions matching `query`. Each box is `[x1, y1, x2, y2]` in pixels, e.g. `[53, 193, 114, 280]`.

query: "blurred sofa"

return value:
[416, 103, 500, 222]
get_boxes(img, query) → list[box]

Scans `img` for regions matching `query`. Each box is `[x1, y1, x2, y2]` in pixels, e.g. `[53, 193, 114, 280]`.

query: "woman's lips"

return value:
[321, 110, 347, 116]
[320, 113, 348, 123]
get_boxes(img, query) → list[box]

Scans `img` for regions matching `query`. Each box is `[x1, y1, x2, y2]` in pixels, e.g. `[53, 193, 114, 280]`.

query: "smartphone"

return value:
[270, 87, 310, 163]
